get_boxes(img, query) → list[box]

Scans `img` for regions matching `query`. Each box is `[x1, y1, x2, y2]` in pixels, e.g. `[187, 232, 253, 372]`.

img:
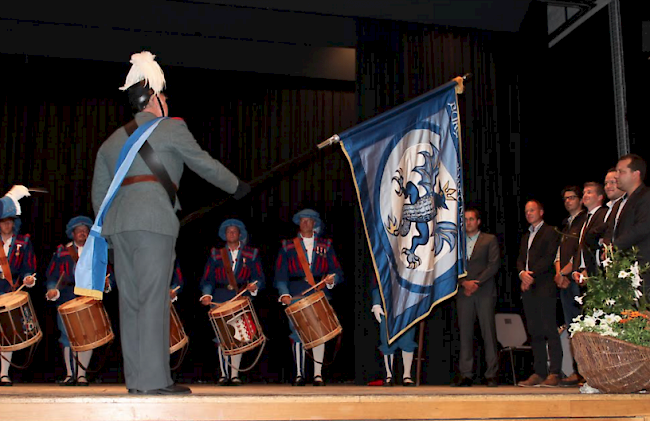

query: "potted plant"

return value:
[569, 245, 650, 393]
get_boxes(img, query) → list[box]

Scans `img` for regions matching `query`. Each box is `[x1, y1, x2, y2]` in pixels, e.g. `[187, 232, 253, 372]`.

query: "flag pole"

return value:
[181, 134, 341, 226]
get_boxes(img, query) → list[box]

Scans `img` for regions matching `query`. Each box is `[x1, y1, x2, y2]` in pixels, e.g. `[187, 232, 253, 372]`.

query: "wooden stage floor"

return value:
[1, 383, 650, 421]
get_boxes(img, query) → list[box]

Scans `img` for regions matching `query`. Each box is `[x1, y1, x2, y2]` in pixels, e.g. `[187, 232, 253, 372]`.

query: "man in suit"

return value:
[92, 52, 250, 395]
[572, 182, 608, 281]
[603, 168, 625, 245]
[613, 154, 650, 294]
[454, 208, 500, 387]
[552, 187, 586, 387]
[554, 187, 586, 326]
[516, 200, 562, 387]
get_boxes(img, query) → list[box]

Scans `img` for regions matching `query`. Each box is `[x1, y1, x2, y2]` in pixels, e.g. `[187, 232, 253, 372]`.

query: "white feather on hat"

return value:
[119, 51, 166, 94]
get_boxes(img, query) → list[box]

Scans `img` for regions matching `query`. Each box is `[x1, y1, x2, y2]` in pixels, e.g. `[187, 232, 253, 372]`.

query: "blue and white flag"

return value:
[340, 79, 466, 344]
[75, 117, 166, 299]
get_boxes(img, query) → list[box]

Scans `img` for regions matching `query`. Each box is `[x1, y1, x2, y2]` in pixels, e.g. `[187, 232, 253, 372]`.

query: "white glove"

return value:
[371, 304, 385, 323]
[4, 185, 30, 215]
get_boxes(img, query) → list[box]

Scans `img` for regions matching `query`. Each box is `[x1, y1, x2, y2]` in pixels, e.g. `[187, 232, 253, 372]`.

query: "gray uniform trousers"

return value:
[456, 294, 499, 379]
[111, 230, 175, 391]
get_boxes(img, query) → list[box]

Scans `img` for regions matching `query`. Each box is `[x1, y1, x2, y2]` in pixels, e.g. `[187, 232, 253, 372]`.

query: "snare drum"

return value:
[58, 296, 114, 352]
[285, 290, 341, 350]
[209, 297, 264, 356]
[170, 303, 188, 354]
[0, 291, 42, 352]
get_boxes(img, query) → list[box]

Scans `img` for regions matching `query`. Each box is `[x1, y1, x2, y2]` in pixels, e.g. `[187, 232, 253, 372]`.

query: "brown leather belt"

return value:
[122, 175, 177, 190]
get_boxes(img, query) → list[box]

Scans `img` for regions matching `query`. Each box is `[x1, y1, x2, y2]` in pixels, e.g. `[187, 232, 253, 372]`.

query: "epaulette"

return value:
[210, 247, 221, 261]
[170, 117, 184, 121]
[282, 239, 295, 251]
[315, 238, 332, 250]
[241, 247, 257, 260]
[15, 234, 31, 245]
[56, 244, 70, 257]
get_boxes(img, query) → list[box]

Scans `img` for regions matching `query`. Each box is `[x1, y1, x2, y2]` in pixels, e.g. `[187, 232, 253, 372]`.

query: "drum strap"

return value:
[220, 248, 240, 292]
[293, 238, 321, 290]
[0, 241, 15, 290]
[67, 246, 79, 264]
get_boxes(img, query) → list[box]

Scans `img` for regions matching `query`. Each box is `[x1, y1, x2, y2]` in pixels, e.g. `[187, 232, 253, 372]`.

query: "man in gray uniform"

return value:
[92, 52, 250, 395]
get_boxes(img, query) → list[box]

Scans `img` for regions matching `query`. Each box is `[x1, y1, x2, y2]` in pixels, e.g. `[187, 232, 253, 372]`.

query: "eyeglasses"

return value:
[563, 196, 579, 201]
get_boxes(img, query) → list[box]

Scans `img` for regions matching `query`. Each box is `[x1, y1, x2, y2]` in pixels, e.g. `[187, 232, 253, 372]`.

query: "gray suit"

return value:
[456, 232, 500, 379]
[92, 111, 239, 391]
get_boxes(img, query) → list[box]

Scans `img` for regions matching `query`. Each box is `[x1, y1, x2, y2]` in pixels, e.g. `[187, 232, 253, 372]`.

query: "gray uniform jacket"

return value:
[92, 112, 239, 237]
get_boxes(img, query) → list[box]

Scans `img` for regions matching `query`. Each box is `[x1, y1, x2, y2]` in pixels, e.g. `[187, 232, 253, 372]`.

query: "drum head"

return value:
[211, 298, 247, 316]
[286, 290, 325, 313]
[58, 296, 96, 314]
[0, 291, 28, 310]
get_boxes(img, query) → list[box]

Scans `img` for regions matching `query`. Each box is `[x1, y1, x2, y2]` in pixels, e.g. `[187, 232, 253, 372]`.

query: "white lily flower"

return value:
[605, 298, 616, 306]
[618, 270, 630, 279]
[593, 309, 605, 318]
[601, 257, 612, 268]
[574, 295, 584, 305]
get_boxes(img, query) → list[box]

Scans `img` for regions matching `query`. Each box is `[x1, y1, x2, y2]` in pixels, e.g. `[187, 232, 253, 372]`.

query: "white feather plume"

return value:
[119, 51, 166, 94]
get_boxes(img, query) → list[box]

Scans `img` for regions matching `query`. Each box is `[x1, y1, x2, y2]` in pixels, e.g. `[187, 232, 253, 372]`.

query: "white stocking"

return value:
[293, 342, 304, 378]
[312, 344, 325, 377]
[0, 352, 13, 378]
[402, 351, 414, 380]
[76, 350, 93, 379]
[63, 347, 73, 377]
[230, 353, 242, 379]
[384, 354, 394, 379]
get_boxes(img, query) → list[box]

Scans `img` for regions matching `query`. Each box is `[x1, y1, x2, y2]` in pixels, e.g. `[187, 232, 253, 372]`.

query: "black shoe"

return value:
[128, 389, 140, 394]
[0, 376, 12, 387]
[486, 377, 498, 387]
[312, 375, 325, 386]
[452, 377, 473, 387]
[292, 376, 306, 386]
[230, 377, 243, 386]
[136, 384, 192, 395]
[59, 376, 76, 386]
[216, 377, 229, 386]
[402, 377, 415, 387]
[76, 376, 90, 386]
[383, 377, 394, 387]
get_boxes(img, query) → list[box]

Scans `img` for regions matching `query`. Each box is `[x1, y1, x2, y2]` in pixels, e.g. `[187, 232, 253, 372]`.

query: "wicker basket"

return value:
[572, 331, 650, 393]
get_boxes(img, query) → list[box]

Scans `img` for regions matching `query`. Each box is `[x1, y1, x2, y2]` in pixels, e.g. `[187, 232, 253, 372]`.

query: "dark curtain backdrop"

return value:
[0, 53, 359, 383]
[354, 18, 530, 385]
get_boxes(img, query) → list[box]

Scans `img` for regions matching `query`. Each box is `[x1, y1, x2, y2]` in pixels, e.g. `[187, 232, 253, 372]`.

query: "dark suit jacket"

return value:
[558, 211, 587, 268]
[573, 206, 608, 275]
[614, 184, 650, 269]
[458, 232, 500, 298]
[603, 196, 624, 245]
[516, 222, 560, 298]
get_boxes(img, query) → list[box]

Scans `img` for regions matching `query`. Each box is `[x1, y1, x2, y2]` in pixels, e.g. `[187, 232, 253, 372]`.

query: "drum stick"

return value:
[227, 280, 258, 303]
[172, 286, 181, 293]
[54, 273, 66, 290]
[300, 275, 332, 296]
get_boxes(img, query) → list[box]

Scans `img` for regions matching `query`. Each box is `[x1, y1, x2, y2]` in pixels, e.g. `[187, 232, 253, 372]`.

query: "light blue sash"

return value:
[75, 117, 166, 298]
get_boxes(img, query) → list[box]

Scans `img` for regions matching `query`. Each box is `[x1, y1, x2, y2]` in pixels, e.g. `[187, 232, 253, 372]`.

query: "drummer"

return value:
[274, 209, 343, 386]
[199, 219, 264, 386]
[0, 186, 31, 219]
[45, 216, 114, 386]
[0, 216, 37, 386]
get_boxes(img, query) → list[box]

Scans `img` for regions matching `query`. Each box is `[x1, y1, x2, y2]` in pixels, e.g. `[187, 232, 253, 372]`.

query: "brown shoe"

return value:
[517, 373, 544, 387]
[540, 374, 561, 387]
[560, 373, 584, 387]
